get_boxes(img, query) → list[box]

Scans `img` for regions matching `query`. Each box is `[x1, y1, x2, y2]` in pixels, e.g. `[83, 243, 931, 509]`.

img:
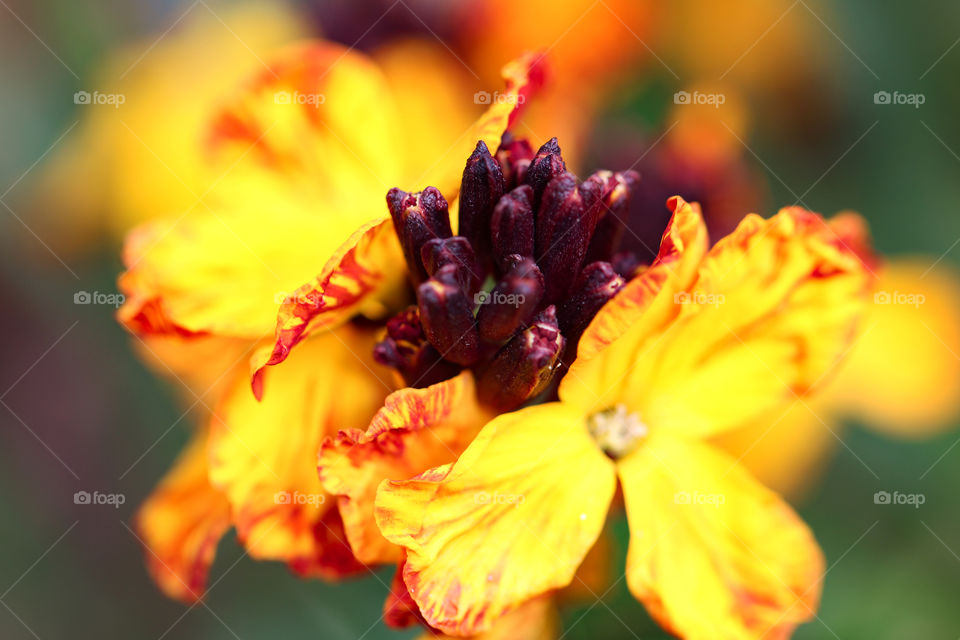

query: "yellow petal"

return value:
[564, 208, 872, 437]
[135, 433, 231, 602]
[416, 596, 558, 640]
[619, 435, 824, 640]
[250, 216, 406, 398]
[208, 326, 391, 574]
[319, 371, 490, 564]
[828, 259, 960, 436]
[376, 402, 616, 636]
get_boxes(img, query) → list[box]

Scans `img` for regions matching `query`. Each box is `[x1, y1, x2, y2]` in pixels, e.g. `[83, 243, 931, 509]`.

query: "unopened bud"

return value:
[373, 308, 461, 388]
[611, 251, 644, 279]
[557, 262, 625, 348]
[524, 137, 566, 205]
[421, 236, 483, 295]
[387, 187, 452, 284]
[417, 264, 480, 366]
[585, 170, 640, 264]
[477, 256, 545, 343]
[496, 134, 535, 190]
[458, 141, 505, 272]
[490, 185, 535, 274]
[477, 306, 565, 411]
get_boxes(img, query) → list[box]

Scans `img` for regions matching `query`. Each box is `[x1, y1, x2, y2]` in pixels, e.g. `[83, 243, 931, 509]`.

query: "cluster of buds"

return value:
[375, 135, 640, 411]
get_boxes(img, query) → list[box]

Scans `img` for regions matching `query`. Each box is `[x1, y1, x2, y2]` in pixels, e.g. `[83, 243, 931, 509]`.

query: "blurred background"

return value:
[2, 0, 960, 637]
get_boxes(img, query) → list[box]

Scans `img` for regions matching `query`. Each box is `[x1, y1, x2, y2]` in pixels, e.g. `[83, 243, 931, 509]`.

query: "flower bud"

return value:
[585, 170, 641, 264]
[477, 256, 545, 343]
[496, 134, 535, 190]
[490, 185, 535, 274]
[524, 137, 566, 205]
[373, 308, 461, 388]
[458, 141, 505, 271]
[387, 186, 452, 284]
[417, 264, 480, 366]
[477, 306, 565, 411]
[611, 251, 644, 279]
[535, 172, 604, 304]
[421, 236, 483, 295]
[557, 262, 625, 348]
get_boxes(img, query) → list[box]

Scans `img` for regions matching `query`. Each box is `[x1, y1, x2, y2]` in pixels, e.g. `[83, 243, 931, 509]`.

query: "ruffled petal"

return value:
[376, 402, 616, 636]
[415, 596, 558, 640]
[208, 327, 390, 575]
[135, 434, 231, 602]
[319, 371, 490, 564]
[619, 435, 824, 640]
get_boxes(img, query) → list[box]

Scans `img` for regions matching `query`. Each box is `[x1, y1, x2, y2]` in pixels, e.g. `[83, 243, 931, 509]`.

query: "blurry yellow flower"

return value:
[376, 198, 875, 638]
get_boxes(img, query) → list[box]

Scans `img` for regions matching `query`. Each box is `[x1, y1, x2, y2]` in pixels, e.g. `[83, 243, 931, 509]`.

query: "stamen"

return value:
[587, 404, 648, 458]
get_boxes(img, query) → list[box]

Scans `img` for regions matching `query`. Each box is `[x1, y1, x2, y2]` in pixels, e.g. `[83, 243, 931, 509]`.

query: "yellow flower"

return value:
[375, 198, 874, 638]
[122, 42, 543, 602]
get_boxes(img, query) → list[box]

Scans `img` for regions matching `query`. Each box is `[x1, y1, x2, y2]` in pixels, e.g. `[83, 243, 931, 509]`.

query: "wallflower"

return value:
[375, 198, 875, 638]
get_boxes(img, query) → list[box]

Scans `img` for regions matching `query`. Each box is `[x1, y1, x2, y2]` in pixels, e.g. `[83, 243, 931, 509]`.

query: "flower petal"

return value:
[619, 435, 824, 639]
[319, 371, 490, 564]
[376, 402, 616, 636]
[208, 326, 391, 574]
[415, 596, 558, 640]
[564, 208, 872, 437]
[250, 216, 405, 398]
[135, 434, 231, 603]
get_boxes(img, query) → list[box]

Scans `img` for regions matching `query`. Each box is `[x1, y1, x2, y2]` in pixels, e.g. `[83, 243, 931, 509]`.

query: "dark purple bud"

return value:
[477, 256, 545, 343]
[496, 134, 535, 190]
[611, 251, 644, 279]
[387, 187, 452, 284]
[477, 306, 565, 411]
[421, 236, 483, 295]
[535, 172, 605, 304]
[585, 170, 641, 264]
[524, 137, 566, 205]
[373, 308, 460, 388]
[458, 141, 505, 271]
[416, 264, 480, 366]
[557, 262, 625, 347]
[490, 185, 535, 274]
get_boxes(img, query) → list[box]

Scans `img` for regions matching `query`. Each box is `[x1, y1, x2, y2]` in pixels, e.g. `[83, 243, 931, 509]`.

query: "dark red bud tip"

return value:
[386, 186, 452, 284]
[417, 264, 480, 366]
[611, 251, 644, 279]
[557, 261, 625, 347]
[535, 172, 604, 304]
[477, 256, 545, 343]
[496, 133, 536, 190]
[477, 305, 565, 411]
[421, 237, 483, 295]
[586, 170, 641, 264]
[524, 137, 566, 205]
[458, 141, 505, 272]
[490, 185, 535, 274]
[374, 307, 461, 387]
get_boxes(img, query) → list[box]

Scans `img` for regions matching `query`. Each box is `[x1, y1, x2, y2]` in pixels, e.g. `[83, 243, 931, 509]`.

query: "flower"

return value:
[375, 199, 875, 638]
[121, 42, 544, 602]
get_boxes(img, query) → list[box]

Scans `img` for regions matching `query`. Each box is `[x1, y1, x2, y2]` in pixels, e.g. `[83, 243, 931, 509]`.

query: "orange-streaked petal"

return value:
[619, 435, 824, 639]
[416, 596, 558, 640]
[135, 434, 231, 603]
[563, 208, 872, 437]
[376, 402, 616, 636]
[319, 371, 490, 564]
[208, 326, 391, 574]
[574, 195, 708, 362]
[827, 259, 960, 436]
[250, 217, 405, 398]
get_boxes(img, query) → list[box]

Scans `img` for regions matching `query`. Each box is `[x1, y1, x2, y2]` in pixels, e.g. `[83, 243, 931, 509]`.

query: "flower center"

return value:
[587, 404, 647, 458]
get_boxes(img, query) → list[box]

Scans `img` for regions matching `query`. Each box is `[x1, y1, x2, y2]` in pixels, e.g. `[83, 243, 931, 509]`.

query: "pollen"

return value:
[587, 404, 648, 458]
